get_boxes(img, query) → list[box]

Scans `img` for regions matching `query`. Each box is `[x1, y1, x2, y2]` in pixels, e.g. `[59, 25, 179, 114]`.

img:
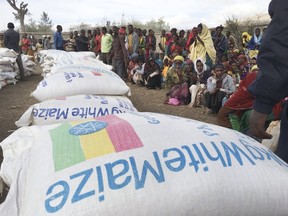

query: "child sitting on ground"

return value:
[127, 53, 139, 83]
[132, 57, 145, 85]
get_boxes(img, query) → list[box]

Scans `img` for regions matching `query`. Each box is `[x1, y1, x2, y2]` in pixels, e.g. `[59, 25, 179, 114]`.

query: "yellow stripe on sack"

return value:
[80, 128, 115, 159]
[69, 120, 115, 159]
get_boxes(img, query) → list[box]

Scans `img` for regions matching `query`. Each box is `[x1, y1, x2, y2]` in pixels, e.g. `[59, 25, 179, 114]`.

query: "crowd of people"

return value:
[1, 22, 273, 129]
[50, 22, 280, 137]
[1, 12, 287, 162]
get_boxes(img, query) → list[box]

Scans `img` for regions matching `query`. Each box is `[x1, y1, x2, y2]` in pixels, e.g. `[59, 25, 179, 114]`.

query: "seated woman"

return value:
[161, 56, 173, 84]
[204, 63, 236, 114]
[183, 59, 195, 87]
[189, 58, 211, 107]
[218, 65, 281, 134]
[241, 32, 252, 49]
[143, 57, 162, 89]
[248, 27, 262, 50]
[236, 54, 250, 80]
[164, 55, 190, 105]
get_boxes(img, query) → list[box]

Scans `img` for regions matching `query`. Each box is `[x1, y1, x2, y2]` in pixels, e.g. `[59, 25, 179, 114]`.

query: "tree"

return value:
[69, 22, 93, 32]
[225, 14, 270, 48]
[68, 17, 170, 34]
[38, 11, 53, 32]
[7, 0, 29, 32]
[24, 18, 38, 32]
[24, 12, 53, 33]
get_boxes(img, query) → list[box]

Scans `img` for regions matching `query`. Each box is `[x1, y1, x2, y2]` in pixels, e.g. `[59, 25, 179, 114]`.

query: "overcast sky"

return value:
[0, 0, 271, 32]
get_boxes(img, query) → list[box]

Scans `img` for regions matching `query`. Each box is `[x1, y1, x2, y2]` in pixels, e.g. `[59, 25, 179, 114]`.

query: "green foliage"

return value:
[225, 14, 270, 47]
[68, 17, 170, 33]
[69, 22, 93, 32]
[24, 11, 53, 32]
[24, 18, 38, 32]
[126, 17, 170, 33]
[38, 11, 53, 32]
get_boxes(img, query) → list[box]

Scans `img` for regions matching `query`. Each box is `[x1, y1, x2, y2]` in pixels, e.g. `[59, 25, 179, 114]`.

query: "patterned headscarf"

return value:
[165, 32, 173, 46]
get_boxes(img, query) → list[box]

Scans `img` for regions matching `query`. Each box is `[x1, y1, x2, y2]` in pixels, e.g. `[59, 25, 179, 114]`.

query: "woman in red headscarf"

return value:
[217, 65, 279, 133]
[237, 54, 249, 80]
[167, 34, 183, 59]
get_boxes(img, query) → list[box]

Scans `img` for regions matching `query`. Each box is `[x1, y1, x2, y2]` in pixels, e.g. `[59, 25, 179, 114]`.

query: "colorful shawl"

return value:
[189, 24, 216, 65]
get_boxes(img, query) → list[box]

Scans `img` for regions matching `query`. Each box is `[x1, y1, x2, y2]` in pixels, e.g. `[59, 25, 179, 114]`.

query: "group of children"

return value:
[19, 34, 51, 62]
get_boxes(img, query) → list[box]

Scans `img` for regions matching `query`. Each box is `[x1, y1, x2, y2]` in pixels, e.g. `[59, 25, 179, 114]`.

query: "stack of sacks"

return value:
[39, 50, 76, 75]
[31, 63, 131, 101]
[38, 50, 111, 77]
[16, 59, 134, 126]
[0, 48, 18, 88]
[21, 55, 38, 76]
[1, 112, 288, 215]
[15, 95, 137, 126]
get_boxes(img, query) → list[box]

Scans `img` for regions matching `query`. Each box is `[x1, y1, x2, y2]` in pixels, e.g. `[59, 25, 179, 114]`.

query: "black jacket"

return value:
[4, 29, 20, 52]
[249, 0, 288, 114]
[76, 35, 89, 51]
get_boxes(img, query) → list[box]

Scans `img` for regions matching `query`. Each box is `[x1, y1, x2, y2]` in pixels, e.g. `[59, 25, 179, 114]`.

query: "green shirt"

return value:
[101, 33, 113, 53]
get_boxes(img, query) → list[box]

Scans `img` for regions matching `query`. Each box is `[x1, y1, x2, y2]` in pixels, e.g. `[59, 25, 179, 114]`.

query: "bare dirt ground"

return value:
[0, 64, 217, 203]
[0, 65, 218, 161]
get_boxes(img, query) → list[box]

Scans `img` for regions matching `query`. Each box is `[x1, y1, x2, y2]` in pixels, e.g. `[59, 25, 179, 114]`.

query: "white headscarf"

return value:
[194, 58, 207, 76]
[253, 28, 262, 44]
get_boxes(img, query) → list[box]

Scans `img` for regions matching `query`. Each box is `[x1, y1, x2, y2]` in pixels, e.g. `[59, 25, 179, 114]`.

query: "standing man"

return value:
[249, 0, 288, 163]
[212, 25, 227, 63]
[54, 25, 64, 50]
[145, 29, 157, 61]
[4, 22, 25, 81]
[101, 27, 113, 65]
[158, 29, 166, 60]
[127, 24, 139, 57]
[226, 31, 237, 49]
[110, 26, 128, 79]
[44, 35, 52, 50]
[94, 28, 102, 57]
[76, 29, 89, 52]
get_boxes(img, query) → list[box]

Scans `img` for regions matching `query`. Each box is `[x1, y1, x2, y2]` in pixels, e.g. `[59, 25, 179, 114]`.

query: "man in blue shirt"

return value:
[54, 25, 64, 50]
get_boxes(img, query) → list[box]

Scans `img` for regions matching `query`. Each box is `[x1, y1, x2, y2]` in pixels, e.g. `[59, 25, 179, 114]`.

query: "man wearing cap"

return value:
[4, 22, 26, 81]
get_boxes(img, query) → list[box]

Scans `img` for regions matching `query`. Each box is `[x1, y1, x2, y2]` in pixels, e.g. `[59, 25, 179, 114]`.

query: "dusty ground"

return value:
[0, 67, 217, 144]
[0, 66, 218, 162]
[0, 64, 217, 203]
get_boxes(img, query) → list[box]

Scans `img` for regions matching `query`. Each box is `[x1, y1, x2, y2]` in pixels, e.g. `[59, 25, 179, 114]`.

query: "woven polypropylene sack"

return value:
[16, 95, 137, 126]
[1, 112, 288, 216]
[31, 69, 131, 101]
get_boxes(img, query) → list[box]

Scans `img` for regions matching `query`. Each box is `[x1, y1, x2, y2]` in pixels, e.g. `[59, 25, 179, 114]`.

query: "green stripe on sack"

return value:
[50, 122, 86, 171]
